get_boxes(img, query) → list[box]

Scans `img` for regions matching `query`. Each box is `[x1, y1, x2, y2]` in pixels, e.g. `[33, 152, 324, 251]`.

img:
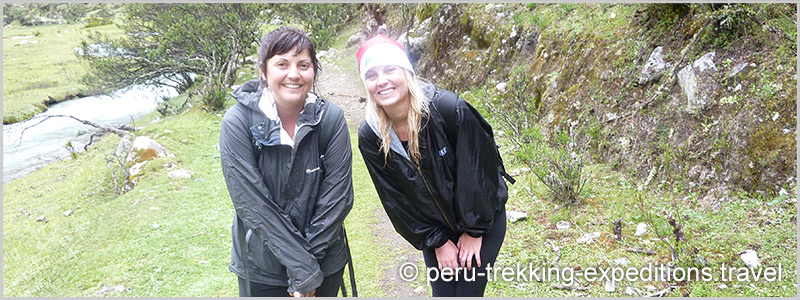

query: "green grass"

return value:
[483, 162, 797, 297]
[2, 99, 400, 296]
[2, 22, 123, 124]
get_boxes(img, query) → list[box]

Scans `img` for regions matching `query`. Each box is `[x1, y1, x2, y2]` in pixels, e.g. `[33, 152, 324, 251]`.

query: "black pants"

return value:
[422, 209, 506, 297]
[237, 267, 345, 297]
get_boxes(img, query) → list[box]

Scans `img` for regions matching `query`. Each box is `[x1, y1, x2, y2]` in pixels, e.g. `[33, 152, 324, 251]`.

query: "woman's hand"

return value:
[290, 289, 316, 297]
[457, 233, 483, 270]
[435, 240, 460, 271]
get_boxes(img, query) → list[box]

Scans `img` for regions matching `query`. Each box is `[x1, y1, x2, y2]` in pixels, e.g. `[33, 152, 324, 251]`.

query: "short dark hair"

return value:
[258, 27, 321, 88]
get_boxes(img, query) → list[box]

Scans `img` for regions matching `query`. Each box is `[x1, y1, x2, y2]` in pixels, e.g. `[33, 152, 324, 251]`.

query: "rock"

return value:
[129, 161, 148, 177]
[496, 82, 508, 93]
[397, 31, 430, 61]
[168, 169, 193, 179]
[679, 52, 718, 113]
[614, 258, 630, 265]
[700, 186, 730, 211]
[693, 52, 717, 73]
[678, 65, 699, 111]
[115, 135, 133, 158]
[346, 32, 366, 48]
[728, 62, 750, 79]
[152, 224, 160, 229]
[182, 139, 189, 143]
[625, 286, 637, 295]
[718, 283, 728, 289]
[605, 112, 618, 122]
[556, 220, 570, 230]
[127, 136, 174, 162]
[507, 210, 528, 223]
[163, 162, 176, 170]
[163, 129, 174, 134]
[97, 285, 125, 295]
[645, 285, 656, 291]
[694, 254, 707, 267]
[20, 208, 30, 216]
[578, 232, 600, 243]
[63, 210, 73, 217]
[413, 286, 424, 293]
[35, 216, 48, 223]
[269, 18, 283, 26]
[740, 250, 760, 268]
[325, 48, 337, 57]
[639, 46, 668, 85]
[635, 223, 647, 236]
[604, 279, 616, 292]
[199, 260, 210, 264]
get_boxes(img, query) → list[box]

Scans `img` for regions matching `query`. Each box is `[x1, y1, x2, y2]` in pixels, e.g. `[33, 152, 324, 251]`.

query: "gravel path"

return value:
[316, 49, 427, 297]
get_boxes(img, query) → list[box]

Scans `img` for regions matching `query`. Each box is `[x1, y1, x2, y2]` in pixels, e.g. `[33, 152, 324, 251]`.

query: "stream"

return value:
[2, 84, 178, 183]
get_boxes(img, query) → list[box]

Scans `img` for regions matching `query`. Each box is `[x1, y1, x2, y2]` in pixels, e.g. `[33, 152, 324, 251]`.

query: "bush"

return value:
[202, 82, 228, 111]
[84, 16, 112, 28]
[477, 65, 588, 207]
[531, 130, 588, 207]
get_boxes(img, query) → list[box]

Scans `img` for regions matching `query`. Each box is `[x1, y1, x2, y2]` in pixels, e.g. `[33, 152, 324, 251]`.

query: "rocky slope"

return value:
[356, 3, 796, 201]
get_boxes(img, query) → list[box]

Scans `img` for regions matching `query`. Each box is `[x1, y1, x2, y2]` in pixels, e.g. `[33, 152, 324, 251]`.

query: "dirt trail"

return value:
[316, 50, 427, 297]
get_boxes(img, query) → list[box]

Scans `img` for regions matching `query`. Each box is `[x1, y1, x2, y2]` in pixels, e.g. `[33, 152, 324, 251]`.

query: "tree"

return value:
[78, 3, 265, 110]
[272, 4, 360, 51]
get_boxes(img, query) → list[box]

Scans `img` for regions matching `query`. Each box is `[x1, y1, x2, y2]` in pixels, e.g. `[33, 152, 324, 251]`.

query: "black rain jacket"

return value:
[358, 81, 508, 250]
[220, 79, 353, 294]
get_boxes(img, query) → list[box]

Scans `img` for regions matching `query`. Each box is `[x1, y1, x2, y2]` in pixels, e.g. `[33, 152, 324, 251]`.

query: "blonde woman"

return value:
[356, 35, 512, 296]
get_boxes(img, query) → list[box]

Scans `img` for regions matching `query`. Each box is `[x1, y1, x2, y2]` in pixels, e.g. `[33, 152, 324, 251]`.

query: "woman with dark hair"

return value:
[220, 27, 353, 297]
[355, 34, 513, 297]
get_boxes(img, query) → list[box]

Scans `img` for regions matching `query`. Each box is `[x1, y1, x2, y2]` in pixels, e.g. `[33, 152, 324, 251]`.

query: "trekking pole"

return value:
[342, 227, 357, 297]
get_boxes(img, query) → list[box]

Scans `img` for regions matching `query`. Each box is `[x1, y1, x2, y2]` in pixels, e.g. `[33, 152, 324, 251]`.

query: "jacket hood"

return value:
[364, 79, 436, 161]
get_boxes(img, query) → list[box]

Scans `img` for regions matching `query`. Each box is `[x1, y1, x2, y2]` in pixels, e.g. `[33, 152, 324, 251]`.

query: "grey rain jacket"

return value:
[358, 81, 508, 251]
[220, 79, 353, 294]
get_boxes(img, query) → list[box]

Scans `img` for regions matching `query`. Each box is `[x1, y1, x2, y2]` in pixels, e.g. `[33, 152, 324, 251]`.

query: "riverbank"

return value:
[3, 22, 122, 124]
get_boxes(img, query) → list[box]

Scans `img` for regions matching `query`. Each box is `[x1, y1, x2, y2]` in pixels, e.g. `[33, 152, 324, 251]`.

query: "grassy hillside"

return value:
[3, 22, 122, 124]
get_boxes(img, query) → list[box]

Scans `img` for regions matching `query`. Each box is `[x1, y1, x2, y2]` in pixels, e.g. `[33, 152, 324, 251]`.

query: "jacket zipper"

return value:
[415, 164, 457, 232]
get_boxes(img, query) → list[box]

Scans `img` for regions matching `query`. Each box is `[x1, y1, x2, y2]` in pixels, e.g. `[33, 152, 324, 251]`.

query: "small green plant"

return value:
[531, 129, 588, 207]
[201, 82, 228, 111]
[84, 16, 113, 28]
[33, 30, 42, 37]
[65, 141, 79, 160]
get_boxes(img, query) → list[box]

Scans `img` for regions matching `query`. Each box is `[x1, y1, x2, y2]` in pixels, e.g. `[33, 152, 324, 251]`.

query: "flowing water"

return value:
[2, 84, 177, 183]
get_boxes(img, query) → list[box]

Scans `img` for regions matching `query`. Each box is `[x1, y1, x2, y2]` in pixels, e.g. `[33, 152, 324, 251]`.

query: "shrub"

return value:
[531, 129, 588, 207]
[84, 16, 112, 28]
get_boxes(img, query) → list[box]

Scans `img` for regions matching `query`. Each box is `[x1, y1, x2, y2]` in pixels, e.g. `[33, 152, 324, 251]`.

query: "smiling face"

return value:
[261, 47, 315, 109]
[364, 65, 410, 110]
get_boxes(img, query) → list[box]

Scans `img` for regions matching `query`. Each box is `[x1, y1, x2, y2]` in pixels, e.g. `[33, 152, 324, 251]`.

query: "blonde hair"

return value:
[367, 69, 430, 165]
